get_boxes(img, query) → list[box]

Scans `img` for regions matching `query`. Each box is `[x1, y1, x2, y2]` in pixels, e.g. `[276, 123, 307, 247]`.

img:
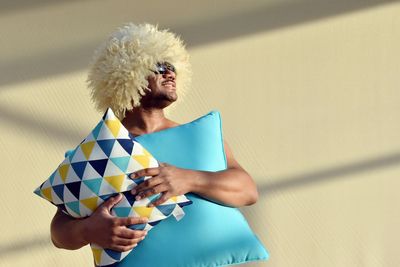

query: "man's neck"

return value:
[122, 107, 177, 136]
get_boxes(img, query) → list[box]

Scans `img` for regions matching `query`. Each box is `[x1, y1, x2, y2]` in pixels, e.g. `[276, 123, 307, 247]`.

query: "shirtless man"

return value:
[51, 23, 258, 254]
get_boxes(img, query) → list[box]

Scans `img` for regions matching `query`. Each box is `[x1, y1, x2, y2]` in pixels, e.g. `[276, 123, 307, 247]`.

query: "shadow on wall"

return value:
[0, 0, 398, 88]
[2, 150, 400, 255]
[259, 151, 400, 195]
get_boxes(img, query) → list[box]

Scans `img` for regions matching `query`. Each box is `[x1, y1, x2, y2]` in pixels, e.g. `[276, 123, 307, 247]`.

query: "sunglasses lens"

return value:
[155, 62, 176, 74]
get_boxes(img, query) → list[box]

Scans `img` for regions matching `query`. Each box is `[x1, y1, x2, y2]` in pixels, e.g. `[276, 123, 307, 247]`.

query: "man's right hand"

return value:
[82, 193, 149, 252]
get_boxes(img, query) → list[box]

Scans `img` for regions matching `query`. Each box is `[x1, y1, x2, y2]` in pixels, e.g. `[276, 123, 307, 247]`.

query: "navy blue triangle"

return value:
[104, 248, 122, 261]
[117, 139, 134, 155]
[101, 108, 109, 120]
[128, 223, 146, 231]
[99, 192, 119, 201]
[149, 220, 161, 227]
[124, 192, 136, 206]
[178, 200, 193, 208]
[97, 139, 115, 157]
[56, 203, 67, 213]
[157, 204, 176, 216]
[88, 159, 108, 177]
[70, 161, 87, 179]
[52, 184, 65, 201]
[65, 181, 82, 200]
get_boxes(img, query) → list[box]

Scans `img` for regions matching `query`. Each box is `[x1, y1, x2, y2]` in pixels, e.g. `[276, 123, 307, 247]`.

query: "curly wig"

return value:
[87, 23, 191, 119]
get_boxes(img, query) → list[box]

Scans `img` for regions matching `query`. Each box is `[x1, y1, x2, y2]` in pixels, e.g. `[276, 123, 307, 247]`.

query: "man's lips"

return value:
[162, 81, 176, 87]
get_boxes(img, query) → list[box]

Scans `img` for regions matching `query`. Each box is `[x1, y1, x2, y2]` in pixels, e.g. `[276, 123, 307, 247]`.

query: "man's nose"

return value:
[163, 69, 176, 80]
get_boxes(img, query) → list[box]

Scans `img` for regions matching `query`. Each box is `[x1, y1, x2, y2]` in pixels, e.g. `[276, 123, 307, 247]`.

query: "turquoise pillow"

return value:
[109, 110, 268, 267]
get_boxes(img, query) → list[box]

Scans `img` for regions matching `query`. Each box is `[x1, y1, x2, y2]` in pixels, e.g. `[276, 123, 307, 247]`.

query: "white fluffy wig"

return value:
[87, 23, 191, 120]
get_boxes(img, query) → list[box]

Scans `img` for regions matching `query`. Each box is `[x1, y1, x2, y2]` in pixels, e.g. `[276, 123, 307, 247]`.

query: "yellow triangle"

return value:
[80, 141, 96, 160]
[59, 164, 70, 182]
[41, 187, 53, 202]
[133, 155, 150, 168]
[105, 119, 121, 138]
[171, 196, 178, 202]
[80, 197, 99, 212]
[104, 175, 125, 192]
[133, 206, 153, 219]
[91, 247, 102, 266]
[142, 148, 151, 156]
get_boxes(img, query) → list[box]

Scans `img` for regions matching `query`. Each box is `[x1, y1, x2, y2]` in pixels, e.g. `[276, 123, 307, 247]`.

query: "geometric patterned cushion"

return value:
[34, 108, 192, 266]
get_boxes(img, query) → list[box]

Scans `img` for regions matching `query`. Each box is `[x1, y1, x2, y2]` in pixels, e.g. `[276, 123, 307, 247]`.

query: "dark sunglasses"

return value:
[154, 62, 176, 75]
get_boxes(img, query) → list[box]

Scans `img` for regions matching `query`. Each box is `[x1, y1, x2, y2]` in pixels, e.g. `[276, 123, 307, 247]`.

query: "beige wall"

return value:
[1, 1, 400, 266]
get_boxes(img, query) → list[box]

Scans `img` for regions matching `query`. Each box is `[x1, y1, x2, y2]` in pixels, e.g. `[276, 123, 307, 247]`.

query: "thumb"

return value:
[100, 193, 122, 213]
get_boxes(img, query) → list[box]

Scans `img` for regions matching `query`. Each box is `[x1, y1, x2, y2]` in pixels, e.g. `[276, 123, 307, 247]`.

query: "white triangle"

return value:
[109, 140, 130, 158]
[104, 108, 116, 120]
[122, 178, 135, 192]
[97, 122, 114, 141]
[120, 251, 131, 261]
[149, 206, 167, 223]
[88, 142, 108, 161]
[126, 157, 144, 173]
[60, 156, 70, 165]
[52, 171, 64, 186]
[132, 142, 144, 155]
[103, 159, 124, 177]
[65, 167, 81, 183]
[51, 188, 63, 205]
[101, 248, 117, 266]
[79, 181, 97, 199]
[63, 186, 78, 203]
[113, 195, 131, 208]
[82, 163, 101, 180]
[97, 197, 105, 206]
[42, 178, 52, 189]
[99, 179, 118, 195]
[148, 157, 158, 168]
[116, 126, 129, 139]
[70, 146, 87, 163]
[84, 132, 96, 142]
[79, 202, 93, 217]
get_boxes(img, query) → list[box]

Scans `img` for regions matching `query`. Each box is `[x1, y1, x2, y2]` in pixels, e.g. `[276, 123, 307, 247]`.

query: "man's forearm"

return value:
[51, 210, 89, 250]
[188, 168, 259, 207]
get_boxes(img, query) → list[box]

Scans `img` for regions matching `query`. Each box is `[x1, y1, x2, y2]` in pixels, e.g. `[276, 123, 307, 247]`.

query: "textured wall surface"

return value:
[1, 1, 400, 266]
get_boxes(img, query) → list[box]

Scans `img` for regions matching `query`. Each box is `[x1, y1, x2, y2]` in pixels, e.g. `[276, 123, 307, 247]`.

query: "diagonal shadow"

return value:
[0, 0, 82, 14]
[259, 151, 400, 195]
[0, 236, 51, 258]
[0, 105, 86, 145]
[0, 0, 398, 88]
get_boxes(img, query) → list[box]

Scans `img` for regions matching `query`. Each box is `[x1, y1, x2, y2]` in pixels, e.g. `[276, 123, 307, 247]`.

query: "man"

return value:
[51, 23, 258, 254]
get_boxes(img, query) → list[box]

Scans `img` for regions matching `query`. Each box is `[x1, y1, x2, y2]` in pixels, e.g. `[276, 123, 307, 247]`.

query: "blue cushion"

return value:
[110, 110, 269, 267]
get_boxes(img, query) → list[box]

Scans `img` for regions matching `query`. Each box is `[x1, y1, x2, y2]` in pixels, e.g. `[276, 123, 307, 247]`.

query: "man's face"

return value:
[140, 63, 177, 108]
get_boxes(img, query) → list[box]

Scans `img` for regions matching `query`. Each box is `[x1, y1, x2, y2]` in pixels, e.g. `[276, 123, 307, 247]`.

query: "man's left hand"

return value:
[129, 163, 193, 207]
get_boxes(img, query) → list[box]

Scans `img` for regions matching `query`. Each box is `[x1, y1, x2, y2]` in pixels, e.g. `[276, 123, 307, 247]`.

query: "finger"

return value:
[113, 236, 145, 247]
[159, 162, 169, 167]
[149, 192, 171, 207]
[130, 167, 160, 179]
[131, 176, 163, 195]
[136, 184, 168, 201]
[118, 228, 148, 239]
[111, 243, 138, 252]
[101, 193, 122, 212]
[116, 216, 149, 227]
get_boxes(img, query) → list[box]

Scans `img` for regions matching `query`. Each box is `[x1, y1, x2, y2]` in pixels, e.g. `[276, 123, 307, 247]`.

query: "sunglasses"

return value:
[154, 62, 176, 74]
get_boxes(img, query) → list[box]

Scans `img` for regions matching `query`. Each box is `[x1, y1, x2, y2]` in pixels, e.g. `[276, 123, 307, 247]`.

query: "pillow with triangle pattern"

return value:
[34, 108, 192, 266]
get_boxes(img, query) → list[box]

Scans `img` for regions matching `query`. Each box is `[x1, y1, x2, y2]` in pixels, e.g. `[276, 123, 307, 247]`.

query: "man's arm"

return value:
[130, 141, 259, 208]
[51, 194, 148, 251]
